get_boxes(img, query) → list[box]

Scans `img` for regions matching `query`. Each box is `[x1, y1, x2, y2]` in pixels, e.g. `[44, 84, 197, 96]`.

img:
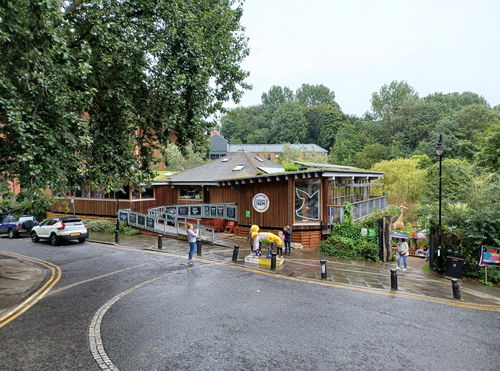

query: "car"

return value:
[0, 214, 39, 239]
[31, 217, 88, 245]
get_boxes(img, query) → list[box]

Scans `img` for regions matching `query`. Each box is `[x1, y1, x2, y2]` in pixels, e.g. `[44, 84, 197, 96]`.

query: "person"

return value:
[397, 238, 409, 271]
[277, 231, 285, 256]
[186, 223, 198, 265]
[283, 225, 292, 255]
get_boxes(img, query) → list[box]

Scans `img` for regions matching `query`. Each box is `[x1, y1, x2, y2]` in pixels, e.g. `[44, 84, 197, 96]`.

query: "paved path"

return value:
[89, 232, 500, 309]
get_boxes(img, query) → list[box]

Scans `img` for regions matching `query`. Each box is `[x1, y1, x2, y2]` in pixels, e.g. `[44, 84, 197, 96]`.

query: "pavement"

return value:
[0, 254, 48, 315]
[88, 231, 500, 308]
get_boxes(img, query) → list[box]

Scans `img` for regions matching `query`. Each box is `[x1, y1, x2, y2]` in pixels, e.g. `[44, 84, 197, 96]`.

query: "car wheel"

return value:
[31, 231, 40, 243]
[8, 228, 15, 239]
[78, 237, 87, 243]
[49, 233, 59, 246]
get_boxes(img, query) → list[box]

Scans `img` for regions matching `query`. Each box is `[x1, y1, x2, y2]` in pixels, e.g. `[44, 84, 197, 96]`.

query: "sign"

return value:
[227, 207, 236, 218]
[217, 206, 224, 216]
[178, 206, 188, 216]
[245, 210, 250, 218]
[190, 206, 201, 216]
[137, 215, 145, 225]
[146, 217, 154, 228]
[252, 193, 270, 213]
[479, 246, 500, 267]
[368, 228, 376, 237]
[129, 214, 136, 224]
[361, 228, 368, 236]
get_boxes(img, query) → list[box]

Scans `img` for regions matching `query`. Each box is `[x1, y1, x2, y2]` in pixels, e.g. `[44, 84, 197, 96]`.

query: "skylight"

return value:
[221, 157, 229, 162]
[232, 165, 245, 171]
[255, 156, 264, 162]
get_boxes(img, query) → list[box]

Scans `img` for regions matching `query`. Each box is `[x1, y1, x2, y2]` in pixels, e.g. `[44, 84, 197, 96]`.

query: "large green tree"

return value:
[1, 0, 249, 196]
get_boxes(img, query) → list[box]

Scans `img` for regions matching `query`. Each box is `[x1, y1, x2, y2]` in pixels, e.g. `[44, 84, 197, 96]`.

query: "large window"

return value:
[295, 179, 321, 222]
[179, 185, 202, 200]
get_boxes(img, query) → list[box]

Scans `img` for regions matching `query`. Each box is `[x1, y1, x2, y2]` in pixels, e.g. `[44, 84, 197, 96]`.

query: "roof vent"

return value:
[232, 165, 245, 171]
[221, 157, 229, 162]
[255, 156, 264, 162]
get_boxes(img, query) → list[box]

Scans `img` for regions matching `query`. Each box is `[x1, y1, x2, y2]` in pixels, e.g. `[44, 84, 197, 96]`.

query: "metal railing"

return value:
[119, 209, 215, 244]
[327, 196, 387, 226]
[148, 203, 237, 222]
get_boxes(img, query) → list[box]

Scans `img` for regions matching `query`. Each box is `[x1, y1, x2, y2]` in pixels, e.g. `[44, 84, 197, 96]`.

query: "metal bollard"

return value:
[451, 278, 461, 300]
[157, 235, 163, 249]
[196, 239, 202, 256]
[320, 259, 327, 279]
[390, 269, 398, 290]
[271, 252, 277, 270]
[232, 245, 240, 262]
[114, 229, 120, 243]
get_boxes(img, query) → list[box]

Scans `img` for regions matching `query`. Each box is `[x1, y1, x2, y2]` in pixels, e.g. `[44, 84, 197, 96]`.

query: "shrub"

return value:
[84, 219, 140, 235]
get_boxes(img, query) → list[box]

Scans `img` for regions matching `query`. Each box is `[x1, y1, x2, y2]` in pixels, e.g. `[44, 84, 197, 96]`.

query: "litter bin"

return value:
[445, 256, 465, 279]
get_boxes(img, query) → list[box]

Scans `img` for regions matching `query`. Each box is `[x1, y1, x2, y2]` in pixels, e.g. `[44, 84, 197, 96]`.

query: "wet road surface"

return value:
[0, 237, 499, 370]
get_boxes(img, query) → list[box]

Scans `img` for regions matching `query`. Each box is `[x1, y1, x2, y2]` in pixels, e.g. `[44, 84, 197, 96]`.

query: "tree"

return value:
[295, 84, 338, 107]
[424, 158, 474, 204]
[370, 80, 418, 121]
[270, 102, 308, 143]
[1, 0, 249, 197]
[261, 86, 294, 112]
[475, 123, 500, 172]
[354, 144, 390, 169]
[163, 143, 207, 172]
[370, 157, 427, 205]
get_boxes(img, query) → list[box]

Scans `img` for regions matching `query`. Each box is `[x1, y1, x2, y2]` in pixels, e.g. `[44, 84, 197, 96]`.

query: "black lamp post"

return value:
[434, 134, 444, 271]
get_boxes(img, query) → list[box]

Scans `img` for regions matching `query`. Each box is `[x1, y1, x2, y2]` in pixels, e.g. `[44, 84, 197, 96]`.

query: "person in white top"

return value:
[397, 238, 409, 271]
[187, 224, 198, 264]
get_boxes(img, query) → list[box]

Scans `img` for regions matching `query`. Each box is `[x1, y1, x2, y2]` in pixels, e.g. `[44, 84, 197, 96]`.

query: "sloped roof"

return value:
[294, 161, 359, 170]
[227, 143, 327, 153]
[168, 152, 283, 184]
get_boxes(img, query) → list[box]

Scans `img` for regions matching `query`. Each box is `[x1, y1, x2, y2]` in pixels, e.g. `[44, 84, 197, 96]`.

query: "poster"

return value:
[190, 206, 201, 216]
[119, 212, 128, 221]
[137, 215, 145, 225]
[166, 207, 177, 216]
[227, 207, 235, 218]
[204, 206, 210, 216]
[479, 246, 500, 267]
[129, 214, 136, 224]
[178, 206, 188, 216]
[217, 206, 224, 216]
[211, 206, 217, 217]
[146, 217, 154, 228]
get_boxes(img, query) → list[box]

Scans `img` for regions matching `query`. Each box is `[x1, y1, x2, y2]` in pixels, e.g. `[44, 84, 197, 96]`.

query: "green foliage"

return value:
[475, 123, 500, 172]
[283, 163, 299, 172]
[1, 0, 249, 195]
[163, 142, 207, 171]
[424, 158, 474, 204]
[370, 157, 427, 205]
[84, 219, 139, 235]
[319, 203, 380, 261]
[0, 189, 53, 220]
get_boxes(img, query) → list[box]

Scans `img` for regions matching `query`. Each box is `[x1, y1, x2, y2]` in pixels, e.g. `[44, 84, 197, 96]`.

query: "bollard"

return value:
[451, 278, 461, 300]
[390, 269, 398, 290]
[320, 259, 327, 279]
[271, 252, 277, 270]
[232, 245, 240, 262]
[114, 229, 120, 243]
[196, 239, 202, 256]
[157, 235, 163, 249]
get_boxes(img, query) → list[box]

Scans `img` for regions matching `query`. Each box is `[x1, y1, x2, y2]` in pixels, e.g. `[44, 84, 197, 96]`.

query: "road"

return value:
[0, 237, 499, 371]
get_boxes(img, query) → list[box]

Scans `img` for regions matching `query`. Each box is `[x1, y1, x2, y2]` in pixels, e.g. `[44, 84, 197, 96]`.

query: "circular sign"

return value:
[252, 193, 270, 213]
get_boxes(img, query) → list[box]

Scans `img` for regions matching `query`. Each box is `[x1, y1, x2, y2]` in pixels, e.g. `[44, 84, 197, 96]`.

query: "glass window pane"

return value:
[295, 179, 320, 222]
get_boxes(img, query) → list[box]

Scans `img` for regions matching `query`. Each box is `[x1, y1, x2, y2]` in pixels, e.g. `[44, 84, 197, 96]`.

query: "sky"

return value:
[230, 0, 500, 116]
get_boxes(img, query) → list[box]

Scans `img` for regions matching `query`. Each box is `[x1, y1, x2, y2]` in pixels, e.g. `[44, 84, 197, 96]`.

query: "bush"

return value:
[319, 203, 380, 261]
[84, 219, 140, 235]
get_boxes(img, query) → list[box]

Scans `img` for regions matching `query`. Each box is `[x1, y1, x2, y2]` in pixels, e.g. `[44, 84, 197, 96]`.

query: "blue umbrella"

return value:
[391, 233, 409, 239]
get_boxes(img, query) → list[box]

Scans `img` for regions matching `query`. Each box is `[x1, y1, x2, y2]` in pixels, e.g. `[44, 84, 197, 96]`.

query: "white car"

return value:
[31, 217, 88, 245]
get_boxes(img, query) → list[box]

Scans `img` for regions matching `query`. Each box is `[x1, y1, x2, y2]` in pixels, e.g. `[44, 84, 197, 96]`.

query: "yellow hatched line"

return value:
[0, 250, 62, 328]
[93, 243, 500, 312]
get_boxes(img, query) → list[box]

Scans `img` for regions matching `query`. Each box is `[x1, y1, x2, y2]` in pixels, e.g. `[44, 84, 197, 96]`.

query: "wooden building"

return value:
[51, 152, 386, 248]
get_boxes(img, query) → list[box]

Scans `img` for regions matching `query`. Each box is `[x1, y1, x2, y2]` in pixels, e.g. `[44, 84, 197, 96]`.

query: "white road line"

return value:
[49, 263, 152, 296]
[88, 269, 189, 371]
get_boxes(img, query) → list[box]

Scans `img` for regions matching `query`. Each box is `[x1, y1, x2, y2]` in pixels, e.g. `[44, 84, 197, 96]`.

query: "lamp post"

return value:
[434, 134, 444, 271]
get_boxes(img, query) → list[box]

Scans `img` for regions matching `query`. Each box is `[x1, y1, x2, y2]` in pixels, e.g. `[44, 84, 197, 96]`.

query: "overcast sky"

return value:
[230, 0, 500, 115]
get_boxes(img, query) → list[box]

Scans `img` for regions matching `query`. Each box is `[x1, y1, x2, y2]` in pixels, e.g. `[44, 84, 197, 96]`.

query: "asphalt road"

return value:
[0, 237, 499, 371]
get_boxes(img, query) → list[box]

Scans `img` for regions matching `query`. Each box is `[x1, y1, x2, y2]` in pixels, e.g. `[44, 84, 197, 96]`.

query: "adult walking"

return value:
[283, 225, 292, 255]
[187, 223, 198, 265]
[397, 238, 409, 271]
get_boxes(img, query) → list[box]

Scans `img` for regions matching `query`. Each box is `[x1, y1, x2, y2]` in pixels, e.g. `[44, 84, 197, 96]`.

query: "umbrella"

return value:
[391, 233, 409, 239]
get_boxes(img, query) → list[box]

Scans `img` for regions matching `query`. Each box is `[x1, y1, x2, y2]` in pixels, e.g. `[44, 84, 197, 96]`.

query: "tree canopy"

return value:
[0, 0, 249, 195]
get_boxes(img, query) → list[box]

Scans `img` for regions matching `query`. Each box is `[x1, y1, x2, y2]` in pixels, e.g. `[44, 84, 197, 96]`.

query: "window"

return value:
[221, 157, 229, 162]
[232, 165, 245, 171]
[141, 187, 154, 199]
[295, 179, 321, 222]
[179, 185, 202, 199]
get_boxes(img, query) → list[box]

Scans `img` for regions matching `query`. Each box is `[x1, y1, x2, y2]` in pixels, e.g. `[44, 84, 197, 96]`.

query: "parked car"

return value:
[31, 217, 88, 245]
[0, 214, 39, 238]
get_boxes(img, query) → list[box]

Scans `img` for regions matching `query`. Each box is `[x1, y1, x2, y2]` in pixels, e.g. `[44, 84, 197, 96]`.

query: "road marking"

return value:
[49, 263, 151, 296]
[0, 250, 62, 328]
[89, 269, 188, 371]
[91, 242, 500, 312]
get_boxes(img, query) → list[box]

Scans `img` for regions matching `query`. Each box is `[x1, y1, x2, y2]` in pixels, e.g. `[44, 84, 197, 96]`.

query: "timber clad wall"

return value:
[51, 198, 158, 216]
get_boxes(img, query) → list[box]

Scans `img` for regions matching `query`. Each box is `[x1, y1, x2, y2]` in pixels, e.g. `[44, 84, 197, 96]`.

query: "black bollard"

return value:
[390, 269, 398, 290]
[451, 278, 461, 300]
[114, 229, 120, 243]
[157, 235, 163, 249]
[271, 252, 277, 270]
[196, 239, 202, 256]
[232, 245, 240, 262]
[320, 259, 327, 279]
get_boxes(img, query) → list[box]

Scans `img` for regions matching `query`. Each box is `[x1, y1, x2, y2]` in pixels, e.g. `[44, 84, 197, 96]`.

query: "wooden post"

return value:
[383, 215, 392, 261]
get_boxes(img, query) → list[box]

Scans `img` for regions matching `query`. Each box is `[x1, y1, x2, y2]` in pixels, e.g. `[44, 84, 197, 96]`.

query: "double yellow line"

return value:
[0, 250, 62, 328]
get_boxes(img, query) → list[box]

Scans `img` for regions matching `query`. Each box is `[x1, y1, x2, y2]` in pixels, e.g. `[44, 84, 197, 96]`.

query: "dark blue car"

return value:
[0, 214, 39, 239]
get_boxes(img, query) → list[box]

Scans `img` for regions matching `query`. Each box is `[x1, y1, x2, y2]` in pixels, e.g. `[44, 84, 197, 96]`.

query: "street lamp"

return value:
[434, 134, 444, 271]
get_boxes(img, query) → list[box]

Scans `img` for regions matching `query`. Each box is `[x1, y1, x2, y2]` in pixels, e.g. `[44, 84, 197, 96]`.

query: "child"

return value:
[277, 231, 285, 256]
